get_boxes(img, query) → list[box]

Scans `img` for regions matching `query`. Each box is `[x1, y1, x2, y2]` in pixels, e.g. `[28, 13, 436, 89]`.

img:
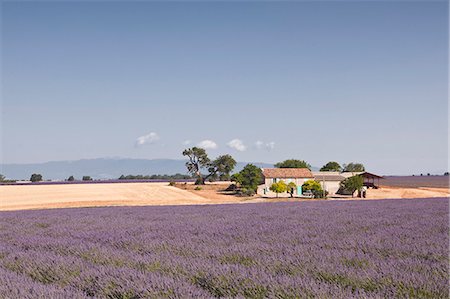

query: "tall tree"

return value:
[0, 174, 5, 182]
[274, 159, 311, 169]
[67, 176, 75, 181]
[339, 175, 363, 197]
[206, 154, 236, 181]
[231, 164, 263, 192]
[182, 147, 211, 184]
[343, 163, 365, 172]
[30, 173, 43, 182]
[320, 161, 342, 172]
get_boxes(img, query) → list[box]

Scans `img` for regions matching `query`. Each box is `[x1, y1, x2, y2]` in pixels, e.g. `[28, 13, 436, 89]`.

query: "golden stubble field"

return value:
[0, 182, 247, 211]
[0, 182, 448, 211]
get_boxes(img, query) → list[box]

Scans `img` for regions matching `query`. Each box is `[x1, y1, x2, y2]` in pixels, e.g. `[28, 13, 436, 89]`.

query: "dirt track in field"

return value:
[0, 182, 245, 211]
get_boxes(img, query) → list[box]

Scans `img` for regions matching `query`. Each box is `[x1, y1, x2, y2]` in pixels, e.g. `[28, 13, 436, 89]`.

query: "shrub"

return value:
[168, 181, 176, 186]
[194, 186, 202, 191]
[339, 176, 363, 198]
[302, 180, 325, 198]
[270, 181, 287, 197]
[30, 173, 43, 182]
[239, 188, 255, 197]
[287, 182, 297, 198]
[224, 184, 237, 192]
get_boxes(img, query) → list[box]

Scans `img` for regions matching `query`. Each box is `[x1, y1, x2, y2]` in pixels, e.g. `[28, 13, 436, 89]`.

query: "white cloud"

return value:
[255, 140, 264, 150]
[227, 139, 247, 152]
[197, 139, 218, 150]
[135, 132, 160, 147]
[182, 140, 192, 145]
[255, 140, 275, 151]
[266, 141, 275, 150]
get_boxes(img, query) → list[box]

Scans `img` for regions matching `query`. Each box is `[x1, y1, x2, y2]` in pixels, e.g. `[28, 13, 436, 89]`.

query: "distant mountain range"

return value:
[0, 158, 275, 180]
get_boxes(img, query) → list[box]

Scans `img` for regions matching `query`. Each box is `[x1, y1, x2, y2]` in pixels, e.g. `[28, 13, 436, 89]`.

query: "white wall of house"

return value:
[259, 177, 313, 196]
[264, 177, 311, 187]
[318, 180, 341, 195]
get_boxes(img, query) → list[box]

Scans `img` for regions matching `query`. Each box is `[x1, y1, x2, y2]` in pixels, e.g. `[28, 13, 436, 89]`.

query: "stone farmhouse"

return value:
[258, 168, 383, 197]
[258, 168, 314, 197]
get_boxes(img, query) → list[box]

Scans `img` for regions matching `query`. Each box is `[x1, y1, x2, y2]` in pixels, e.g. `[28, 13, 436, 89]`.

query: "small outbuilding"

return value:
[312, 172, 347, 196]
[358, 172, 384, 189]
[314, 171, 384, 196]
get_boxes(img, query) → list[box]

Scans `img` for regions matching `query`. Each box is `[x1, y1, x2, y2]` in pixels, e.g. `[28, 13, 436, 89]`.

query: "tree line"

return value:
[274, 159, 365, 173]
[118, 174, 193, 180]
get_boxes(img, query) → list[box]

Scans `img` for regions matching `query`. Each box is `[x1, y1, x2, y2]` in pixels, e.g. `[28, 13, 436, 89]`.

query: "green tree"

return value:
[343, 163, 365, 172]
[302, 180, 325, 198]
[274, 159, 311, 170]
[182, 147, 211, 185]
[82, 176, 93, 181]
[30, 173, 43, 182]
[287, 181, 297, 198]
[230, 173, 243, 186]
[339, 175, 363, 197]
[206, 154, 237, 182]
[231, 164, 263, 193]
[0, 174, 5, 182]
[320, 161, 342, 172]
[270, 181, 287, 198]
[67, 176, 75, 181]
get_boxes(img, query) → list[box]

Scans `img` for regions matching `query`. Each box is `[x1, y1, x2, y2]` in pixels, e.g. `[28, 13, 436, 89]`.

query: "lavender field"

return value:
[381, 176, 449, 188]
[0, 198, 448, 298]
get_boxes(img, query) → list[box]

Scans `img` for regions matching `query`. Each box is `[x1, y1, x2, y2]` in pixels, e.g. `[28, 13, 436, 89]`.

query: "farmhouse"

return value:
[258, 168, 314, 197]
[258, 168, 384, 198]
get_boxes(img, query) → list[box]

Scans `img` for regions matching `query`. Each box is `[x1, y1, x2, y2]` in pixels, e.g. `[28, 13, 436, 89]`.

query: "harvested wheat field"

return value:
[0, 182, 245, 211]
[364, 186, 449, 200]
[1, 182, 448, 211]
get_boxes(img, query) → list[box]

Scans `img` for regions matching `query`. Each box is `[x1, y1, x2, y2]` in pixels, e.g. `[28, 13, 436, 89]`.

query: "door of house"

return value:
[297, 186, 302, 195]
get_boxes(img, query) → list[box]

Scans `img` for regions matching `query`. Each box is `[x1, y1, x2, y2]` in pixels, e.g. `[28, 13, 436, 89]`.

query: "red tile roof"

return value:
[262, 168, 314, 179]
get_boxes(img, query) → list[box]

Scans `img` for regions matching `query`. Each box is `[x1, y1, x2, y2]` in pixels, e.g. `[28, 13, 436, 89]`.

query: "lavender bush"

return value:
[0, 198, 448, 298]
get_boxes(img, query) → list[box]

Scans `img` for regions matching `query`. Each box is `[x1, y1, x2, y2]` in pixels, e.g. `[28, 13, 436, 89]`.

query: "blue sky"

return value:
[1, 1, 448, 175]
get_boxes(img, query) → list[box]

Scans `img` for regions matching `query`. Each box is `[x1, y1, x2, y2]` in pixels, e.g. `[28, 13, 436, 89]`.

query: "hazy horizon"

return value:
[1, 156, 446, 177]
[2, 1, 448, 175]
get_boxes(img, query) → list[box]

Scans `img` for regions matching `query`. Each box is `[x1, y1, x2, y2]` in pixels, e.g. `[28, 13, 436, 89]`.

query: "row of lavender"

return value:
[0, 198, 448, 298]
